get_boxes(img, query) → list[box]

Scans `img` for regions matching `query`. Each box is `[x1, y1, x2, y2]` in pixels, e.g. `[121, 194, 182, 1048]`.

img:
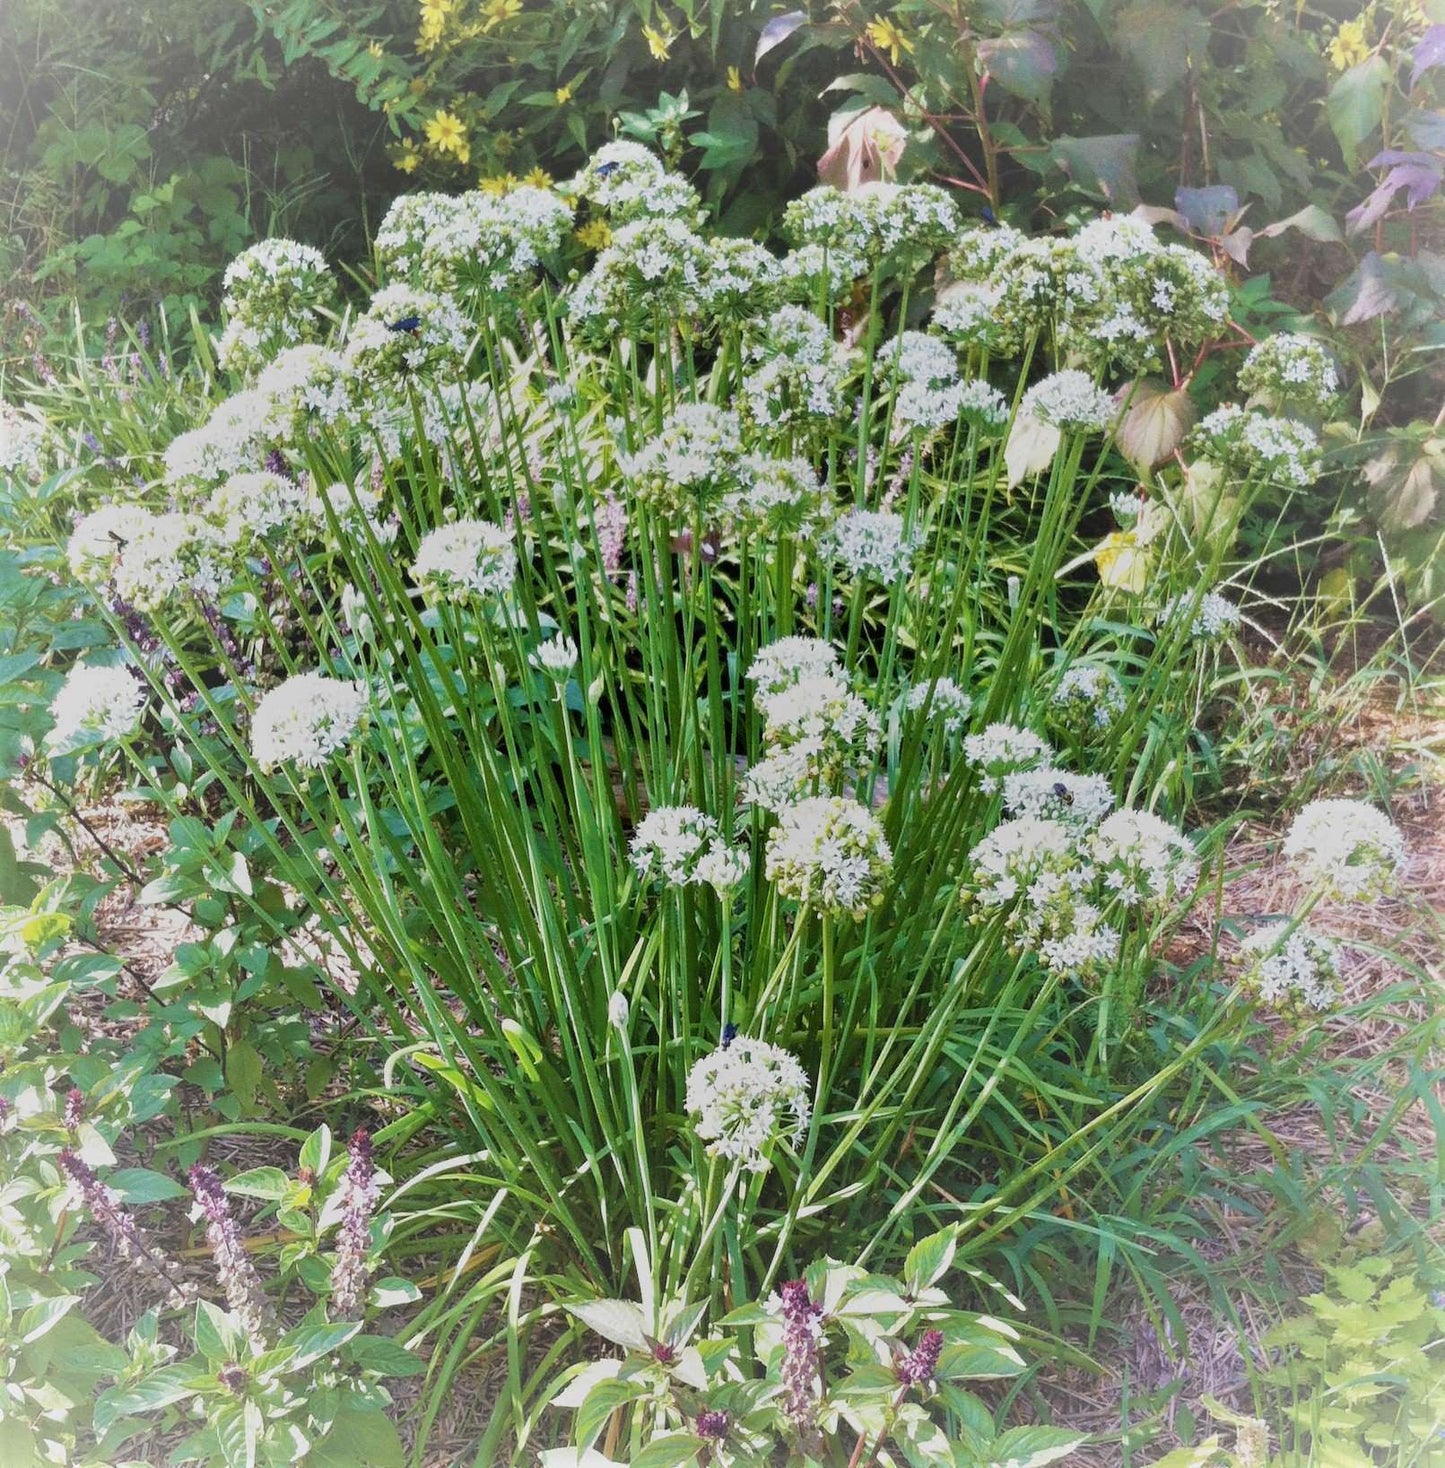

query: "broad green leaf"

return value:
[987, 1425, 1091, 1468]
[19, 1294, 79, 1343]
[225, 1040, 264, 1114]
[1118, 0, 1207, 99]
[904, 1227, 957, 1293]
[308, 1397, 406, 1468]
[108, 1168, 188, 1204]
[275, 1319, 361, 1372]
[630, 1434, 706, 1468]
[1051, 133, 1140, 205]
[223, 1166, 292, 1200]
[345, 1334, 428, 1376]
[1327, 57, 1388, 165]
[564, 1297, 649, 1351]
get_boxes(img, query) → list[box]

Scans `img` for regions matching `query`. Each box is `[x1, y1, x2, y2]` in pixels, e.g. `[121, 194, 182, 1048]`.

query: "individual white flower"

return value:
[685, 1035, 812, 1172]
[1002, 768, 1115, 826]
[828, 508, 915, 585]
[67, 503, 153, 584]
[764, 796, 892, 919]
[1090, 809, 1200, 908]
[905, 676, 973, 734]
[530, 633, 579, 681]
[631, 805, 719, 886]
[1281, 798, 1405, 901]
[964, 724, 1053, 793]
[607, 990, 631, 1031]
[413, 519, 515, 602]
[747, 638, 843, 697]
[1019, 370, 1116, 432]
[250, 673, 367, 770]
[1240, 922, 1342, 1011]
[46, 665, 145, 750]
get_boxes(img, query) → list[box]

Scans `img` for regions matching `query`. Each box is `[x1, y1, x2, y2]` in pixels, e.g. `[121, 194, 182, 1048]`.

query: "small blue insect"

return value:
[721, 1022, 738, 1049]
[387, 314, 422, 334]
[980, 204, 998, 227]
[594, 160, 621, 179]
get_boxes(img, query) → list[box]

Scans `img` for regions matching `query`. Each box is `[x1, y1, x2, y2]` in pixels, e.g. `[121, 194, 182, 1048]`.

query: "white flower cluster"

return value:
[111, 511, 231, 611]
[1282, 798, 1405, 901]
[764, 795, 892, 919]
[217, 238, 336, 379]
[0, 401, 46, 481]
[720, 454, 831, 541]
[702, 237, 781, 324]
[964, 723, 1053, 794]
[1002, 768, 1115, 826]
[964, 816, 1119, 977]
[964, 803, 1197, 975]
[67, 503, 152, 584]
[630, 805, 748, 891]
[685, 1035, 812, 1172]
[568, 143, 702, 225]
[1158, 589, 1242, 641]
[782, 184, 960, 274]
[343, 284, 472, 382]
[616, 404, 743, 519]
[932, 281, 1002, 348]
[1091, 809, 1200, 908]
[878, 331, 1007, 435]
[529, 633, 578, 680]
[747, 637, 842, 696]
[46, 665, 146, 751]
[905, 676, 973, 735]
[377, 187, 572, 295]
[251, 672, 367, 770]
[1240, 922, 1342, 1012]
[1019, 371, 1116, 433]
[1051, 664, 1126, 733]
[569, 218, 713, 339]
[206, 470, 312, 543]
[1237, 333, 1339, 417]
[828, 508, 916, 586]
[1188, 404, 1322, 490]
[741, 306, 853, 429]
[413, 519, 516, 603]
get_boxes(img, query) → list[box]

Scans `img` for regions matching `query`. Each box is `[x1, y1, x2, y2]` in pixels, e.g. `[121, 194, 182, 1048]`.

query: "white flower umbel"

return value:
[1187, 404, 1321, 489]
[207, 470, 312, 542]
[828, 508, 915, 586]
[67, 503, 153, 584]
[530, 633, 578, 681]
[741, 305, 852, 429]
[413, 519, 515, 603]
[1240, 922, 1342, 1012]
[720, 454, 831, 541]
[685, 1035, 811, 1173]
[1051, 663, 1127, 733]
[905, 676, 973, 735]
[1019, 370, 1116, 432]
[251, 673, 367, 771]
[964, 723, 1053, 794]
[694, 839, 750, 895]
[1090, 809, 1200, 908]
[0, 402, 46, 480]
[1158, 589, 1242, 641]
[1003, 768, 1115, 826]
[1237, 333, 1339, 417]
[343, 284, 471, 381]
[630, 806, 719, 886]
[46, 665, 145, 750]
[113, 512, 230, 610]
[764, 796, 892, 920]
[1282, 798, 1405, 902]
[747, 638, 843, 698]
[615, 404, 742, 519]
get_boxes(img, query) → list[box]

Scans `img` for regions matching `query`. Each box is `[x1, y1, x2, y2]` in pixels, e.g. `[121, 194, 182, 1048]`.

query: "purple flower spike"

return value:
[895, 1327, 944, 1388]
[329, 1128, 381, 1319]
[189, 1164, 274, 1345]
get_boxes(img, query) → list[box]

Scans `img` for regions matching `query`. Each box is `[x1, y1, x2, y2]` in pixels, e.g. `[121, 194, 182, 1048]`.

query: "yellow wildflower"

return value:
[576, 219, 612, 250]
[1093, 532, 1150, 594]
[864, 16, 913, 66]
[395, 141, 423, 175]
[642, 22, 674, 60]
[480, 0, 522, 29]
[368, 40, 385, 58]
[555, 83, 574, 105]
[726, 65, 743, 93]
[1327, 16, 1370, 71]
[522, 166, 553, 188]
[480, 173, 518, 195]
[425, 109, 469, 158]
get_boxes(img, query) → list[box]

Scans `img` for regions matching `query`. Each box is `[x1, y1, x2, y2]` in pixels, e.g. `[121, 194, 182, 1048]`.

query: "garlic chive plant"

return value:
[26, 141, 1402, 1455]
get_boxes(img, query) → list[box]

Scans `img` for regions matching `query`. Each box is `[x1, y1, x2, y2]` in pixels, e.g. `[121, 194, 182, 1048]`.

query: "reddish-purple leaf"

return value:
[1410, 24, 1445, 88]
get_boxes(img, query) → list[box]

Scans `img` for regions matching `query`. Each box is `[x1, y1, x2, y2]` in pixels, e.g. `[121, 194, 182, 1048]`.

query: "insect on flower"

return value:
[386, 314, 422, 334]
[721, 1022, 738, 1048]
[594, 160, 621, 179]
